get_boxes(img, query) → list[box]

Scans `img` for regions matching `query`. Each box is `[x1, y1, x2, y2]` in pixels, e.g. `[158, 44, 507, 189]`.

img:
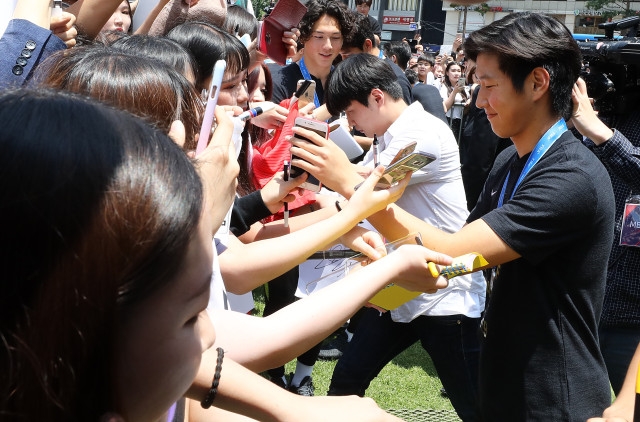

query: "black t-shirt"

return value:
[469, 131, 615, 420]
[460, 85, 511, 211]
[271, 59, 411, 108]
[385, 58, 412, 106]
[411, 83, 447, 124]
[270, 62, 325, 106]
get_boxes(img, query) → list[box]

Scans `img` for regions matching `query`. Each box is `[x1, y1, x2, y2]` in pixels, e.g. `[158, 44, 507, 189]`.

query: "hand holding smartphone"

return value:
[290, 117, 328, 192]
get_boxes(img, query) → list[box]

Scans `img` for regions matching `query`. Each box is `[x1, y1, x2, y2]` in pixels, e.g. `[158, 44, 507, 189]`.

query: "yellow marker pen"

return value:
[427, 261, 439, 278]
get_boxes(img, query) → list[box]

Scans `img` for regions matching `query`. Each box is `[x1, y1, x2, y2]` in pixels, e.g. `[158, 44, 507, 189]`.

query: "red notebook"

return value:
[258, 0, 307, 65]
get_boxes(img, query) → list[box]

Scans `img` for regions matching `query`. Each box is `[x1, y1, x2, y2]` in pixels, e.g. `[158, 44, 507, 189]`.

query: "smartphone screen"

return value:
[353, 151, 435, 191]
[296, 80, 316, 109]
[377, 152, 435, 188]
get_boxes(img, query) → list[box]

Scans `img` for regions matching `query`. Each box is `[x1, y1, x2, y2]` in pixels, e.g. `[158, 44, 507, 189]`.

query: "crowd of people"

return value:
[1, 0, 639, 421]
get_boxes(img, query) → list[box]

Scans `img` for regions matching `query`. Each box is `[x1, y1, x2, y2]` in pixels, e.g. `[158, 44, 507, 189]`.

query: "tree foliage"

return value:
[585, 0, 640, 19]
[252, 0, 273, 19]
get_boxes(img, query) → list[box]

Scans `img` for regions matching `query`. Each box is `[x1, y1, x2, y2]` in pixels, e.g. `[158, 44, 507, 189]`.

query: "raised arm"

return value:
[134, 0, 172, 35]
[571, 77, 640, 191]
[66, 0, 121, 39]
[220, 167, 408, 294]
[288, 125, 366, 198]
[212, 241, 452, 372]
[11, 0, 50, 28]
[366, 202, 519, 268]
[441, 83, 464, 113]
[188, 356, 403, 422]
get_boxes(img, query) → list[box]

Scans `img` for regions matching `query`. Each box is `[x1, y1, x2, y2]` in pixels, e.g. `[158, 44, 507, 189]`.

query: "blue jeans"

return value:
[599, 326, 640, 395]
[328, 308, 480, 421]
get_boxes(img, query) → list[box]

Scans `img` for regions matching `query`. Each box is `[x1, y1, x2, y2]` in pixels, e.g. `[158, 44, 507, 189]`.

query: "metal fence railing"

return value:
[387, 408, 462, 422]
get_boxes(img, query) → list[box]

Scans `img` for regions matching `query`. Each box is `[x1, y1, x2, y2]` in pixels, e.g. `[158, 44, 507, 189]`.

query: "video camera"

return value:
[578, 16, 640, 115]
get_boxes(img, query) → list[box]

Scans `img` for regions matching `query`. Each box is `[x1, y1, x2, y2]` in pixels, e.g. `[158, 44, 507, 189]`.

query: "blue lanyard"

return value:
[298, 58, 321, 109]
[497, 119, 567, 208]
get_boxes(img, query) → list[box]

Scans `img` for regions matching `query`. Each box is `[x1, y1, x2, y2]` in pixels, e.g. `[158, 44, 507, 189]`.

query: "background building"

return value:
[346, 0, 638, 55]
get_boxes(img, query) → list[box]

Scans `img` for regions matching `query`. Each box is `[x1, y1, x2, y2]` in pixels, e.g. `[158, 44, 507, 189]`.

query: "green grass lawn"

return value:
[252, 287, 455, 412]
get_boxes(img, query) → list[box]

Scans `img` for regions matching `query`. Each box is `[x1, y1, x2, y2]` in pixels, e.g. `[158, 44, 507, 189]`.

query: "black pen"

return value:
[308, 250, 360, 260]
[372, 134, 379, 167]
[283, 161, 290, 228]
[415, 235, 439, 277]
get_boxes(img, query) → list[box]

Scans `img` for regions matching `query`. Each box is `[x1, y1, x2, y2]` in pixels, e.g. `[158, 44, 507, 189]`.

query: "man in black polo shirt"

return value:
[297, 12, 616, 420]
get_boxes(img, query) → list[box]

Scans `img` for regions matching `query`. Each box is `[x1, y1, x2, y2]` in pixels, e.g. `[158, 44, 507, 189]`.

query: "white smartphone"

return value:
[290, 117, 328, 192]
[196, 60, 226, 155]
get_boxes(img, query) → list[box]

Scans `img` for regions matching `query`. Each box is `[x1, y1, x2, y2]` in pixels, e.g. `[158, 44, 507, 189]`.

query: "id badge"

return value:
[620, 194, 640, 247]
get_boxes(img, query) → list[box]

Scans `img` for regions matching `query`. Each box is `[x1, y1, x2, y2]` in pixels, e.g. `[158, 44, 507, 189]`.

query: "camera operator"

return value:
[571, 75, 640, 419]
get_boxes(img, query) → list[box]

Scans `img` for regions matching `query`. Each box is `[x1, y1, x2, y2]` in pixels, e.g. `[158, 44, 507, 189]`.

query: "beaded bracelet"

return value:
[201, 347, 224, 409]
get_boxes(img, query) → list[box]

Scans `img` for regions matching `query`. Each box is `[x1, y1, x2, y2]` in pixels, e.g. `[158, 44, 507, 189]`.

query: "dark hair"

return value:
[223, 5, 258, 39]
[355, 0, 372, 6]
[0, 88, 202, 421]
[443, 60, 468, 101]
[383, 40, 411, 69]
[417, 54, 434, 66]
[125, 0, 134, 34]
[464, 12, 581, 120]
[404, 68, 418, 85]
[237, 63, 274, 196]
[248, 62, 273, 105]
[443, 60, 461, 88]
[342, 11, 373, 51]
[37, 45, 203, 150]
[326, 53, 402, 115]
[298, 0, 354, 44]
[111, 34, 198, 83]
[465, 61, 477, 85]
[167, 22, 250, 91]
[98, 29, 130, 45]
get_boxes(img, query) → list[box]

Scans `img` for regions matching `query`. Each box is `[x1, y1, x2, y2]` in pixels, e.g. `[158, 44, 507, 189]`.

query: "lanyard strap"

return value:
[498, 119, 568, 207]
[298, 57, 321, 109]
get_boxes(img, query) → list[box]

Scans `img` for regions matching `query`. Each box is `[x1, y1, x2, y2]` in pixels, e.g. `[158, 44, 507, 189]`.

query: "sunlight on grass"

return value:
[254, 287, 455, 411]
